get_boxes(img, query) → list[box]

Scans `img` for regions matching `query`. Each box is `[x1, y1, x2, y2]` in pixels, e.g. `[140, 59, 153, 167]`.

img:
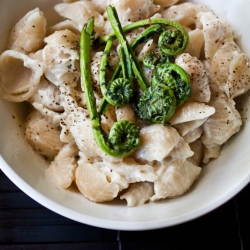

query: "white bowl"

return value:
[0, 0, 250, 230]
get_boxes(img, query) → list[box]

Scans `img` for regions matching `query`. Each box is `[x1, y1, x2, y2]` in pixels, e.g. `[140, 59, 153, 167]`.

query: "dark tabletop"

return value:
[0, 168, 250, 250]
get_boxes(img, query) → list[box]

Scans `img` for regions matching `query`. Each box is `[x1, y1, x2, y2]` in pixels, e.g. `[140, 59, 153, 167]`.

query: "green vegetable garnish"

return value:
[158, 29, 186, 55]
[99, 18, 189, 55]
[98, 13, 190, 115]
[106, 5, 148, 92]
[135, 84, 176, 125]
[142, 51, 159, 69]
[80, 6, 191, 157]
[152, 63, 192, 106]
[99, 39, 134, 107]
[80, 17, 140, 158]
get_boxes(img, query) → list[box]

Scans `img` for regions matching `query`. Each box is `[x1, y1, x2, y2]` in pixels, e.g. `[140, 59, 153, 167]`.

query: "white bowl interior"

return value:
[0, 0, 250, 230]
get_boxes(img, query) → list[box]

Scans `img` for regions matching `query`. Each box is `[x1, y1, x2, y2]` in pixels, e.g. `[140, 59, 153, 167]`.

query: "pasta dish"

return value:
[0, 0, 249, 206]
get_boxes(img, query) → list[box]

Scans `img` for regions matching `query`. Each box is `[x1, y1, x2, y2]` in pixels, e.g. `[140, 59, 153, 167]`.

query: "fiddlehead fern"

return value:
[158, 29, 185, 55]
[91, 118, 140, 158]
[130, 24, 166, 49]
[80, 18, 140, 158]
[104, 78, 134, 107]
[99, 38, 134, 107]
[99, 18, 189, 56]
[135, 84, 176, 125]
[158, 52, 175, 64]
[142, 51, 159, 69]
[109, 120, 140, 152]
[142, 51, 175, 69]
[152, 63, 192, 106]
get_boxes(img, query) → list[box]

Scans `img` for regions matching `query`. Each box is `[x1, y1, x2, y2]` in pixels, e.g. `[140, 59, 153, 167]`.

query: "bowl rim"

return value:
[1, 155, 250, 230]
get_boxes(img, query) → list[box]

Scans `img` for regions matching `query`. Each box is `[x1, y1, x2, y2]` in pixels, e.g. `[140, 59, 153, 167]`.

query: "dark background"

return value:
[1, 168, 250, 250]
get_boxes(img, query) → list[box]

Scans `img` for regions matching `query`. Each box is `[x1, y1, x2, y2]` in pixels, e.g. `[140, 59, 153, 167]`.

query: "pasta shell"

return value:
[116, 104, 136, 123]
[0, 50, 43, 102]
[210, 42, 250, 99]
[97, 157, 158, 184]
[48, 142, 78, 189]
[185, 29, 204, 59]
[107, 0, 160, 24]
[91, 0, 109, 13]
[199, 11, 233, 62]
[48, 20, 80, 36]
[103, 0, 160, 33]
[54, 2, 104, 37]
[7, 8, 46, 54]
[29, 77, 64, 112]
[173, 118, 207, 136]
[31, 102, 68, 127]
[120, 182, 154, 207]
[161, 3, 209, 29]
[153, 0, 179, 8]
[183, 127, 203, 143]
[43, 29, 80, 87]
[79, 159, 129, 191]
[203, 145, 221, 164]
[65, 107, 101, 158]
[175, 53, 211, 103]
[75, 162, 120, 203]
[168, 102, 215, 125]
[168, 137, 194, 162]
[29, 50, 43, 64]
[151, 159, 201, 201]
[28, 77, 67, 126]
[48, 154, 77, 189]
[135, 124, 181, 162]
[189, 139, 204, 166]
[202, 94, 242, 162]
[24, 111, 65, 160]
